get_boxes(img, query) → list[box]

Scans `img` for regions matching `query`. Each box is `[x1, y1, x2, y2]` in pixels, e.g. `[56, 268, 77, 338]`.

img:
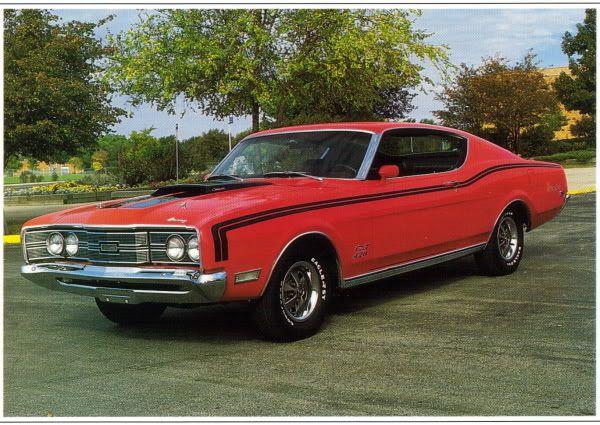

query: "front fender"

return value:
[212, 208, 371, 301]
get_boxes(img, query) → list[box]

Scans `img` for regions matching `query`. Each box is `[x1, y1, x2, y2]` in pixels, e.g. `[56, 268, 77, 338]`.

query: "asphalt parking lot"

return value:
[3, 194, 595, 417]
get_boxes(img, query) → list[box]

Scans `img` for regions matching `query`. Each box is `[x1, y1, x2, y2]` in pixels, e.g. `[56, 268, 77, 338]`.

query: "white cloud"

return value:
[410, 8, 585, 119]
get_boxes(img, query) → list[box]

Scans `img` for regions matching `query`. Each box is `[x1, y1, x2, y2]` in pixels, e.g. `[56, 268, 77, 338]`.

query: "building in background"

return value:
[541, 66, 584, 140]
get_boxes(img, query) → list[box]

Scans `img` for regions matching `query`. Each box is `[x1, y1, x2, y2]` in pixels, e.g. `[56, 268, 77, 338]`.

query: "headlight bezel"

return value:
[165, 234, 186, 262]
[187, 236, 200, 262]
[64, 233, 79, 257]
[46, 232, 64, 256]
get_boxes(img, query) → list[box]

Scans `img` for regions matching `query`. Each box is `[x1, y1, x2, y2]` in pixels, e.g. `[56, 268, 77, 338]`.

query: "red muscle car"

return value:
[21, 122, 569, 340]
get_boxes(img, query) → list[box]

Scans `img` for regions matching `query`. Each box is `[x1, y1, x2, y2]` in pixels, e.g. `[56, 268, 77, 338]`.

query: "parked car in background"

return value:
[21, 122, 569, 340]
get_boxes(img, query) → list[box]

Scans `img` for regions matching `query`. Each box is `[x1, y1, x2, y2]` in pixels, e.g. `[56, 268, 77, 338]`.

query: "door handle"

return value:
[443, 180, 459, 187]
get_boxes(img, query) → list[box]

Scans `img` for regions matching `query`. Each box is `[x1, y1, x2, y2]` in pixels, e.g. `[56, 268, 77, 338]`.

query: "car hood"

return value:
[22, 179, 349, 230]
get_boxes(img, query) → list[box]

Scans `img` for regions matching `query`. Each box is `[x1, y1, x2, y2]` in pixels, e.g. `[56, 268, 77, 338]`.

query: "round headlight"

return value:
[166, 235, 186, 261]
[65, 233, 79, 257]
[46, 232, 64, 255]
[187, 236, 200, 262]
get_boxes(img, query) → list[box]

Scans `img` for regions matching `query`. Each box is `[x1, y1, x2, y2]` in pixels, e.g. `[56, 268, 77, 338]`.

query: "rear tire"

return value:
[252, 249, 332, 341]
[95, 299, 166, 325]
[475, 209, 524, 276]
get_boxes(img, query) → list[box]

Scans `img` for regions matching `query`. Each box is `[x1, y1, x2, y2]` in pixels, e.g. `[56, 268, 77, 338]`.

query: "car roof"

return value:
[250, 122, 467, 137]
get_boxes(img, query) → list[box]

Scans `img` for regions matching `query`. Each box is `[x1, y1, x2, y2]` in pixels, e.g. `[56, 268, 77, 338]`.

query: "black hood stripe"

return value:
[100, 181, 273, 209]
[212, 163, 561, 261]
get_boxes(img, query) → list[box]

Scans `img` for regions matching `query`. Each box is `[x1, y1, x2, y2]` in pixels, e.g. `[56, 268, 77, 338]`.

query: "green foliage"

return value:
[180, 129, 230, 175]
[118, 129, 177, 185]
[3, 9, 125, 164]
[51, 171, 59, 181]
[532, 149, 595, 163]
[67, 156, 84, 173]
[97, 134, 129, 171]
[554, 9, 596, 116]
[434, 53, 563, 154]
[19, 171, 34, 183]
[520, 108, 568, 156]
[76, 173, 120, 186]
[553, 9, 596, 145]
[4, 155, 21, 172]
[107, 9, 450, 131]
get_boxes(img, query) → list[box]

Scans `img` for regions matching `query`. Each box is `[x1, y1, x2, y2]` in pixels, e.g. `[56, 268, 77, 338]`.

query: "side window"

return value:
[369, 130, 467, 178]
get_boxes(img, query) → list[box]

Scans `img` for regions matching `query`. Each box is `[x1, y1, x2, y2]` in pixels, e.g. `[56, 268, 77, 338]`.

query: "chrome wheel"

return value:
[497, 216, 519, 261]
[280, 261, 320, 322]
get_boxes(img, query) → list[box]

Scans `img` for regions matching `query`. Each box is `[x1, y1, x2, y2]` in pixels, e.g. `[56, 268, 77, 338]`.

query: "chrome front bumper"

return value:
[21, 263, 226, 305]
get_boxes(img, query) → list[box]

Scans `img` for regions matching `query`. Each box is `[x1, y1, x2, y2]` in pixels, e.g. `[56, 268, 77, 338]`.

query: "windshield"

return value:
[212, 131, 372, 179]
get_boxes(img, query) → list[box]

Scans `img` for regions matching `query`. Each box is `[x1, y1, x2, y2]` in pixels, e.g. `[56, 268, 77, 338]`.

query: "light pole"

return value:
[228, 116, 233, 151]
[175, 123, 179, 182]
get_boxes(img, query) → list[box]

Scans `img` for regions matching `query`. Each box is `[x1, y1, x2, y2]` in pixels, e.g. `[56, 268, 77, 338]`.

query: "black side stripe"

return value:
[212, 163, 560, 261]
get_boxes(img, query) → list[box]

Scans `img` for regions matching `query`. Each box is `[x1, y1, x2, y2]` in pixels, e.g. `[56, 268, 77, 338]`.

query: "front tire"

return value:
[95, 299, 166, 325]
[475, 209, 524, 276]
[252, 250, 332, 341]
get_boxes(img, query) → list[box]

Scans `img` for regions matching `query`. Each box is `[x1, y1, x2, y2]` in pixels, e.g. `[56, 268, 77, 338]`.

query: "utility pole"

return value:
[175, 123, 179, 182]
[228, 116, 233, 151]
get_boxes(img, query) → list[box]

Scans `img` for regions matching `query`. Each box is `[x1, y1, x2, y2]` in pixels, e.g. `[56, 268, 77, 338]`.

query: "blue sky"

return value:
[54, 8, 586, 140]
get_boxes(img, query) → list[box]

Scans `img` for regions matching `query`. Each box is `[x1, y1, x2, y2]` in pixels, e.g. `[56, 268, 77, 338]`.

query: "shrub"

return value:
[532, 150, 596, 163]
[19, 171, 33, 183]
[76, 173, 119, 186]
[51, 171, 59, 181]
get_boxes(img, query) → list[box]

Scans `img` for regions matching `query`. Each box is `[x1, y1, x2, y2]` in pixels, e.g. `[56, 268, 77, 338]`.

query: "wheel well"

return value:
[506, 200, 532, 231]
[279, 233, 342, 287]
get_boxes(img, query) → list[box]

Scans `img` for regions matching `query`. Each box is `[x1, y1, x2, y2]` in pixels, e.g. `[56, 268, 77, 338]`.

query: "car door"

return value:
[364, 128, 483, 271]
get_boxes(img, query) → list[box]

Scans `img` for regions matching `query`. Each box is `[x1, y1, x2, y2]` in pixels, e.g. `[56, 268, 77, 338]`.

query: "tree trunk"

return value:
[513, 126, 521, 155]
[252, 102, 260, 132]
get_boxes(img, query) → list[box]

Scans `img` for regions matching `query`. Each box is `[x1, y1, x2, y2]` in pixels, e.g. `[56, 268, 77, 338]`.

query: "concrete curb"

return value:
[4, 235, 21, 244]
[568, 187, 596, 195]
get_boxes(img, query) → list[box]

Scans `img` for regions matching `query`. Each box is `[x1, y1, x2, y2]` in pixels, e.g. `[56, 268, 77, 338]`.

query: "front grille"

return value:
[24, 227, 198, 266]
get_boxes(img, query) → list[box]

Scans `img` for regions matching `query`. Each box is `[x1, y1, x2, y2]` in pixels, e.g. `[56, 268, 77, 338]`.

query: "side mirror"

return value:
[378, 165, 400, 180]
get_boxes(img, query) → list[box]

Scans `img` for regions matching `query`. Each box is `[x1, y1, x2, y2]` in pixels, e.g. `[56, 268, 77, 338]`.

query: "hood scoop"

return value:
[101, 181, 272, 209]
[152, 181, 271, 198]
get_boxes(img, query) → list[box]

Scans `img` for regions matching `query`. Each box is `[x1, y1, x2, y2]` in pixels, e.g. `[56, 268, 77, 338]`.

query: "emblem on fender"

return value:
[353, 244, 370, 259]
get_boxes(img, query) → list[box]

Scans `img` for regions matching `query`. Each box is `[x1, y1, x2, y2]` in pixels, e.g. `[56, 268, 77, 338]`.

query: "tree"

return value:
[553, 9, 596, 143]
[4, 155, 21, 172]
[180, 129, 230, 175]
[67, 156, 84, 173]
[97, 134, 129, 172]
[520, 107, 568, 156]
[3, 10, 125, 164]
[434, 54, 563, 154]
[118, 130, 176, 185]
[91, 150, 109, 171]
[107, 9, 450, 132]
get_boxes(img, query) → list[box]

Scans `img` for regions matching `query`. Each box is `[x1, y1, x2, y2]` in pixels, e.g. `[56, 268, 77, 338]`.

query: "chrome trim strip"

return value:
[485, 199, 529, 244]
[342, 243, 486, 289]
[21, 263, 226, 305]
[242, 128, 376, 141]
[364, 128, 470, 181]
[356, 132, 382, 180]
[560, 193, 571, 213]
[22, 224, 198, 231]
[210, 129, 376, 180]
[261, 231, 343, 296]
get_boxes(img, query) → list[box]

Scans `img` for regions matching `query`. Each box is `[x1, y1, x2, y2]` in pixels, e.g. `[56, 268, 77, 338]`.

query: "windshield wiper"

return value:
[206, 174, 243, 181]
[262, 171, 323, 182]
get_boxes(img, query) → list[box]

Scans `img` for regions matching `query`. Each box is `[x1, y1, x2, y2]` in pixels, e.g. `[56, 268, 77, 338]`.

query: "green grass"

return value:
[4, 173, 84, 185]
